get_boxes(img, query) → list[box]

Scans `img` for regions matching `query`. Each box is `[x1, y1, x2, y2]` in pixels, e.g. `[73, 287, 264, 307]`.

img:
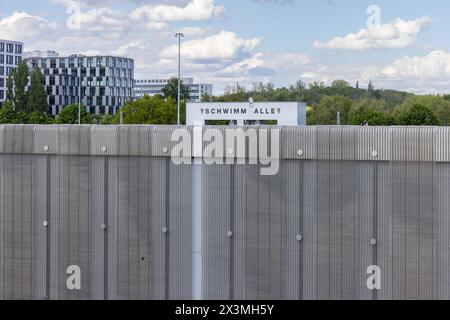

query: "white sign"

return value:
[187, 102, 307, 126]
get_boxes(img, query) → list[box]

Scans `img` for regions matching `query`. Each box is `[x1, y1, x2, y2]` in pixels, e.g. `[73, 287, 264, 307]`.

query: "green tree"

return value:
[6, 73, 14, 102]
[0, 101, 29, 124]
[162, 77, 190, 101]
[55, 104, 93, 124]
[120, 95, 185, 125]
[308, 95, 353, 125]
[12, 61, 30, 112]
[397, 104, 440, 126]
[28, 68, 49, 114]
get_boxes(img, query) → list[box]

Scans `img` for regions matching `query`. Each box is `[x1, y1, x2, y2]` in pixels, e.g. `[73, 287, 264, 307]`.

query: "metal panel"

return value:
[0, 125, 449, 300]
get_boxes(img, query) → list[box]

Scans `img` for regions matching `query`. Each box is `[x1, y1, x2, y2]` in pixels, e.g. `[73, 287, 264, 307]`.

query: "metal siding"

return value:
[0, 125, 449, 300]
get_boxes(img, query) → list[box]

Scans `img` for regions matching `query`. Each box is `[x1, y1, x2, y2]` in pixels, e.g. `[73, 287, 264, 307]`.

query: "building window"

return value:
[15, 56, 21, 65]
[6, 55, 13, 65]
[49, 96, 55, 105]
[50, 59, 57, 68]
[50, 77, 56, 86]
[6, 67, 13, 76]
[15, 44, 22, 54]
[6, 43, 13, 53]
[0, 54, 3, 64]
[0, 42, 4, 52]
[0, 90, 4, 100]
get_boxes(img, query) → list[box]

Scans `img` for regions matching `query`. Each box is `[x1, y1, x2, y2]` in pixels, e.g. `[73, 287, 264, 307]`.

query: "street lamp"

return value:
[175, 32, 184, 126]
[78, 77, 81, 125]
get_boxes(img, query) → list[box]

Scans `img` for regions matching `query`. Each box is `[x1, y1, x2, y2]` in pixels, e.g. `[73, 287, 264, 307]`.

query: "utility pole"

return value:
[78, 77, 81, 125]
[175, 33, 184, 126]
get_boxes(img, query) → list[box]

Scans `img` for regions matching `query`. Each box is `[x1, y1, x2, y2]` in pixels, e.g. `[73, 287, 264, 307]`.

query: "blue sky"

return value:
[1, 0, 450, 94]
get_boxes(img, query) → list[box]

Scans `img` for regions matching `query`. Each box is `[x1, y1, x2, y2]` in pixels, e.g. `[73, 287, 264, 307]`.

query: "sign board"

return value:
[187, 101, 307, 126]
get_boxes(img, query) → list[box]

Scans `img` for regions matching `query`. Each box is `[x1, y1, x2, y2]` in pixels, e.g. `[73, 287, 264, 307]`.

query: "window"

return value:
[6, 55, 13, 65]
[50, 77, 55, 86]
[6, 67, 13, 76]
[15, 56, 21, 65]
[0, 42, 4, 52]
[0, 78, 4, 87]
[15, 44, 22, 54]
[0, 90, 4, 100]
[0, 54, 3, 64]
[6, 43, 13, 53]
[50, 59, 57, 68]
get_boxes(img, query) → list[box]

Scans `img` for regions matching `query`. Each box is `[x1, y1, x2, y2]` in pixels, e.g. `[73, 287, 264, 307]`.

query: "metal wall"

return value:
[0, 125, 449, 300]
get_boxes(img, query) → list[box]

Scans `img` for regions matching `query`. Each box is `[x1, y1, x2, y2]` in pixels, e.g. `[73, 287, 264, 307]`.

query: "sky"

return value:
[1, 0, 450, 94]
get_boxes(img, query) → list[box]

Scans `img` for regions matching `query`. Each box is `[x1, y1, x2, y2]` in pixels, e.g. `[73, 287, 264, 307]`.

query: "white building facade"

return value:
[0, 39, 23, 106]
[134, 78, 213, 102]
[25, 53, 134, 116]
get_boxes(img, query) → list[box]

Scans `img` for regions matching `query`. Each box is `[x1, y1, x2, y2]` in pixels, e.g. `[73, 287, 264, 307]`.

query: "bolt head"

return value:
[43, 145, 49, 152]
[101, 146, 108, 153]
[43, 221, 48, 227]
[296, 234, 303, 241]
[162, 227, 168, 233]
[371, 238, 377, 246]
[162, 147, 169, 153]
[371, 151, 378, 158]
[297, 149, 304, 157]
[226, 231, 233, 238]
[100, 224, 107, 230]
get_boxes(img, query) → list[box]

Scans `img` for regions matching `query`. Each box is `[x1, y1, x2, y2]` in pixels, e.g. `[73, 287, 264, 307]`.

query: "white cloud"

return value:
[0, 12, 59, 40]
[314, 16, 431, 50]
[160, 31, 261, 61]
[130, 0, 225, 22]
[382, 50, 450, 79]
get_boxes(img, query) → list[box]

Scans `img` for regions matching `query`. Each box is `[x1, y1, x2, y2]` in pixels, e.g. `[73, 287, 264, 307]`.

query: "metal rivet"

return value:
[228, 149, 234, 155]
[43, 221, 48, 227]
[371, 151, 378, 158]
[227, 231, 233, 238]
[162, 147, 169, 153]
[100, 224, 107, 230]
[297, 149, 304, 157]
[101, 146, 108, 153]
[296, 234, 303, 241]
[43, 145, 49, 152]
[371, 238, 377, 246]
[162, 227, 168, 233]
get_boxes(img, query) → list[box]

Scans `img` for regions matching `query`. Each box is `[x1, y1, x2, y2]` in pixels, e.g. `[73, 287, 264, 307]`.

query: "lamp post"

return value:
[78, 77, 81, 125]
[175, 32, 184, 126]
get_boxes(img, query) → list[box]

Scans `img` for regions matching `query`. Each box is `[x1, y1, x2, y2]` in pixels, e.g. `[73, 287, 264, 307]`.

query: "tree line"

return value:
[2, 71, 449, 126]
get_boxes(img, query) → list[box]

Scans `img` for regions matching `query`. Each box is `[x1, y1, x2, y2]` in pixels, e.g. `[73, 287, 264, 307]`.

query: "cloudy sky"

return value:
[1, 0, 449, 94]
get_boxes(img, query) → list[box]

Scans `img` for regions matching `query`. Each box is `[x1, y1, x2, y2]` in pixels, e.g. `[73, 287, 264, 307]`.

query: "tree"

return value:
[28, 68, 49, 114]
[0, 101, 29, 124]
[12, 60, 29, 112]
[308, 95, 353, 125]
[6, 73, 14, 102]
[55, 104, 93, 124]
[162, 77, 190, 101]
[397, 104, 440, 126]
[119, 95, 185, 125]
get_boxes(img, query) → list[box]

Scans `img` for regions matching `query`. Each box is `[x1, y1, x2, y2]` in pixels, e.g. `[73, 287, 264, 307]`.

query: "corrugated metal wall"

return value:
[0, 125, 449, 300]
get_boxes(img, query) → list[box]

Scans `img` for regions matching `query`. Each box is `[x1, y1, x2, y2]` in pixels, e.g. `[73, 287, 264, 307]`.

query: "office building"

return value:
[0, 39, 23, 106]
[25, 53, 134, 115]
[134, 78, 213, 102]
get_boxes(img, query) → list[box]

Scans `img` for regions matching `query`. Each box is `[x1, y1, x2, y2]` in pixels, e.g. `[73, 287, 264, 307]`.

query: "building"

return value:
[134, 78, 213, 102]
[25, 53, 134, 116]
[0, 39, 23, 106]
[23, 50, 59, 59]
